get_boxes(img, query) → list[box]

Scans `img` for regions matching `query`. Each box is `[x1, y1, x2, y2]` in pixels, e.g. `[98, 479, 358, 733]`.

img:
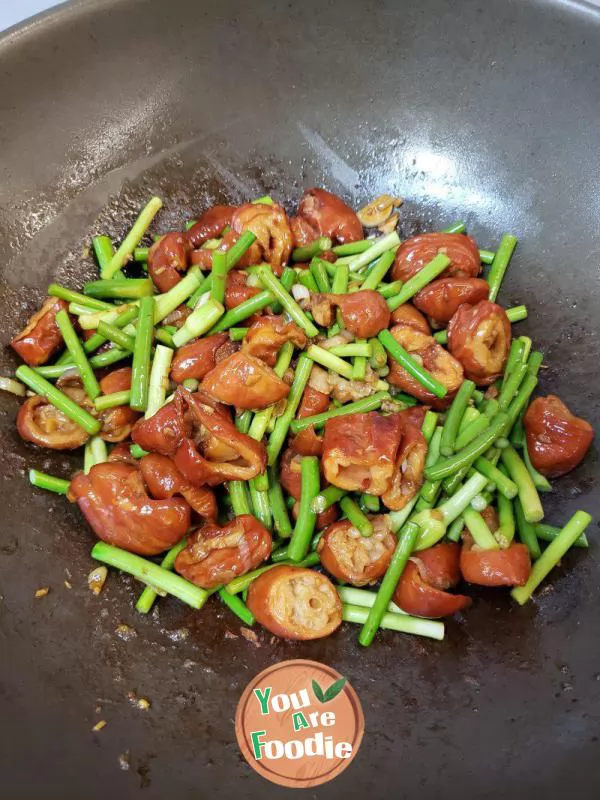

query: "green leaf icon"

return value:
[323, 677, 347, 702]
[312, 676, 347, 703]
[312, 679, 325, 703]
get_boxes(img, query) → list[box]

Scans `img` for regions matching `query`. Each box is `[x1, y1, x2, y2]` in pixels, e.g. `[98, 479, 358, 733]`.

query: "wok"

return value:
[0, 0, 599, 797]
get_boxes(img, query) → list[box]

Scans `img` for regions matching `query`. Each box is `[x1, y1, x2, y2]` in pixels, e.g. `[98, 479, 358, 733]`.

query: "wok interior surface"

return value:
[1, 0, 599, 797]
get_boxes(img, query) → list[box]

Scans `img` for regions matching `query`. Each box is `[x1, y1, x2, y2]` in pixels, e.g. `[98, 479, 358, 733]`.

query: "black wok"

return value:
[0, 0, 599, 797]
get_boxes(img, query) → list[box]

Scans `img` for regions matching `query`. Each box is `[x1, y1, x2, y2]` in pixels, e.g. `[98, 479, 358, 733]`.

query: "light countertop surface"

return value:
[1, 1, 66, 32]
[2, 0, 600, 33]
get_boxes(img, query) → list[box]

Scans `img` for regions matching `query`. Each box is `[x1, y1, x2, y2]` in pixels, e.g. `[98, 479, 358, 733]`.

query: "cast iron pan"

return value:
[1, 0, 599, 797]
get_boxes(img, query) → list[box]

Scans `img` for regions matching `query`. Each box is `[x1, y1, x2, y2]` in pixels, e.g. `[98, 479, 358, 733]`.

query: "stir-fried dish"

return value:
[8, 189, 594, 644]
